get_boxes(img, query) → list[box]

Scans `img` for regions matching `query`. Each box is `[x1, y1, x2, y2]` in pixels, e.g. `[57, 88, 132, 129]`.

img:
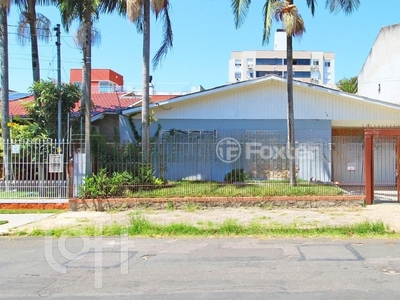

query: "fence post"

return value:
[365, 132, 373, 205]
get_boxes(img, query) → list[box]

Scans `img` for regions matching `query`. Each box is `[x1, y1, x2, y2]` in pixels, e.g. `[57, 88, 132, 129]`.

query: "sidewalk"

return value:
[2, 203, 400, 234]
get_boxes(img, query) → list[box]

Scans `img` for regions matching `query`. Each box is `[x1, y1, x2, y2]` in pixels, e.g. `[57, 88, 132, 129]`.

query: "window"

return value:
[284, 59, 311, 66]
[312, 60, 319, 66]
[234, 59, 241, 67]
[99, 81, 115, 92]
[284, 71, 311, 78]
[256, 71, 282, 77]
[324, 61, 331, 67]
[235, 72, 242, 81]
[256, 58, 283, 65]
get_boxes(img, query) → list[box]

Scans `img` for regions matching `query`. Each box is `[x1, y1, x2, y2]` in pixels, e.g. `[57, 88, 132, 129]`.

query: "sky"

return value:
[6, 1, 400, 94]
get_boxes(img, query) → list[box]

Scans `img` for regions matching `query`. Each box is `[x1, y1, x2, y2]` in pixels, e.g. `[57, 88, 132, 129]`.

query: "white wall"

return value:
[133, 79, 400, 126]
[358, 24, 400, 104]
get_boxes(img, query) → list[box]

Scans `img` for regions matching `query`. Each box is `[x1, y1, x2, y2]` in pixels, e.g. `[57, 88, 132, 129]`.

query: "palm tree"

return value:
[101, 0, 172, 163]
[0, 0, 10, 182]
[231, 0, 360, 186]
[57, 0, 103, 176]
[14, 0, 57, 83]
[125, 0, 173, 164]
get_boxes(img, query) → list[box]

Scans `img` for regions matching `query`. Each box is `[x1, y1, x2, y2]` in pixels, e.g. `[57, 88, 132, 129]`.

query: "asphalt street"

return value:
[0, 237, 400, 299]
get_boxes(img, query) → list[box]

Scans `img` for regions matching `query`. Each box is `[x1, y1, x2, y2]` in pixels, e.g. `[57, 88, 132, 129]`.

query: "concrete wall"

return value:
[93, 114, 120, 142]
[358, 24, 400, 104]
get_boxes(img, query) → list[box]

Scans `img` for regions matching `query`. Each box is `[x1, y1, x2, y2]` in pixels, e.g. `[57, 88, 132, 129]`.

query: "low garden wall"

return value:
[69, 196, 365, 211]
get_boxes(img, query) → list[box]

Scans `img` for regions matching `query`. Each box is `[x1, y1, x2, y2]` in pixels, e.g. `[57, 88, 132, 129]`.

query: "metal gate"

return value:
[1, 139, 70, 200]
[365, 129, 400, 204]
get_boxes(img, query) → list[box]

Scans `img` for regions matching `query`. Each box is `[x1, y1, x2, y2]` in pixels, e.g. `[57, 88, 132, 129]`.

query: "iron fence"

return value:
[86, 131, 358, 199]
[0, 139, 70, 199]
[6, 132, 396, 200]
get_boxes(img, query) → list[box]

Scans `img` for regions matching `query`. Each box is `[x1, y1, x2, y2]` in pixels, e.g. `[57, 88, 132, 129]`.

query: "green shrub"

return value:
[78, 169, 111, 199]
[110, 171, 133, 196]
[224, 169, 248, 183]
[133, 165, 164, 186]
[79, 167, 164, 199]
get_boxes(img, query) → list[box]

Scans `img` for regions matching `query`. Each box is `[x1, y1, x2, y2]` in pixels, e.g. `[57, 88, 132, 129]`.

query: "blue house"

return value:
[120, 76, 400, 185]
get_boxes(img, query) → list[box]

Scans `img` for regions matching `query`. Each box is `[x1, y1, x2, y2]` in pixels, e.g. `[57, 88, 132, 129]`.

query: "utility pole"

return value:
[54, 24, 62, 142]
[83, 18, 92, 176]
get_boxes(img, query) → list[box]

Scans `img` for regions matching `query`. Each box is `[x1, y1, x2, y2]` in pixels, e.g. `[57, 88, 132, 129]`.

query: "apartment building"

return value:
[229, 30, 335, 86]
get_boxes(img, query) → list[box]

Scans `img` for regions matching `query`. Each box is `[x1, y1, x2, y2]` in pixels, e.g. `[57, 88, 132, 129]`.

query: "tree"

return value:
[14, 0, 57, 83]
[126, 0, 173, 164]
[336, 76, 357, 94]
[0, 0, 10, 182]
[101, 0, 172, 163]
[230, 0, 360, 186]
[20, 80, 82, 139]
[57, 0, 102, 176]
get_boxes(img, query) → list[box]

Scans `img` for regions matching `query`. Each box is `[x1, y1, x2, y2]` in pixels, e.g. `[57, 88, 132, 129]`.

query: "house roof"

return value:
[8, 92, 177, 120]
[9, 95, 35, 117]
[122, 75, 400, 116]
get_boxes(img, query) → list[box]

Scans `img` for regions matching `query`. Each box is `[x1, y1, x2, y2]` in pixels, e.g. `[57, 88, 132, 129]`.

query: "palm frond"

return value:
[127, 0, 142, 21]
[273, 2, 305, 37]
[99, 0, 127, 15]
[306, 0, 317, 16]
[325, 0, 360, 15]
[151, 0, 168, 18]
[35, 13, 51, 43]
[262, 0, 276, 45]
[0, 0, 11, 10]
[231, 0, 251, 29]
[152, 3, 172, 69]
[74, 21, 101, 50]
[16, 12, 30, 46]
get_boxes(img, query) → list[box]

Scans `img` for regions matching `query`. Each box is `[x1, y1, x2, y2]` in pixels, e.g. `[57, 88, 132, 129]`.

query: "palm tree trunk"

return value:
[0, 4, 10, 183]
[27, 0, 40, 82]
[83, 3, 92, 176]
[286, 1, 296, 186]
[141, 0, 150, 164]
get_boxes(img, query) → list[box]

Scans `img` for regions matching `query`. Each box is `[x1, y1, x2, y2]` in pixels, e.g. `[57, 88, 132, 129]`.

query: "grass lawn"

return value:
[19, 213, 396, 239]
[0, 220, 8, 225]
[126, 181, 345, 198]
[0, 191, 37, 198]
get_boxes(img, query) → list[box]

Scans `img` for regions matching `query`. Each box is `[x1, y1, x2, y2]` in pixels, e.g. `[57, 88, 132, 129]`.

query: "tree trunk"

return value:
[286, 1, 296, 186]
[83, 4, 92, 176]
[141, 0, 150, 164]
[28, 0, 40, 82]
[0, 5, 10, 183]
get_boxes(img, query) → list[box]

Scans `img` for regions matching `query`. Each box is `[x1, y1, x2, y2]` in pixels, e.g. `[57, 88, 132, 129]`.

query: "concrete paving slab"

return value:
[0, 214, 54, 234]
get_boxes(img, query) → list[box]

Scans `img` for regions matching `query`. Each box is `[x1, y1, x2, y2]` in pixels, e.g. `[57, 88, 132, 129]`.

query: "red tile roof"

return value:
[9, 95, 34, 117]
[9, 93, 177, 118]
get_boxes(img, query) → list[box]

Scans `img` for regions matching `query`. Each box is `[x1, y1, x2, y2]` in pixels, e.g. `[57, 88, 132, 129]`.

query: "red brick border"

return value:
[0, 203, 69, 210]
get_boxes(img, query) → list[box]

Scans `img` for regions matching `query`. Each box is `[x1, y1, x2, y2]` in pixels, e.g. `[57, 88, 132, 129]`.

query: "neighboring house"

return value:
[229, 30, 335, 86]
[8, 92, 176, 142]
[70, 68, 124, 93]
[121, 75, 400, 184]
[7, 68, 180, 141]
[358, 23, 400, 104]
